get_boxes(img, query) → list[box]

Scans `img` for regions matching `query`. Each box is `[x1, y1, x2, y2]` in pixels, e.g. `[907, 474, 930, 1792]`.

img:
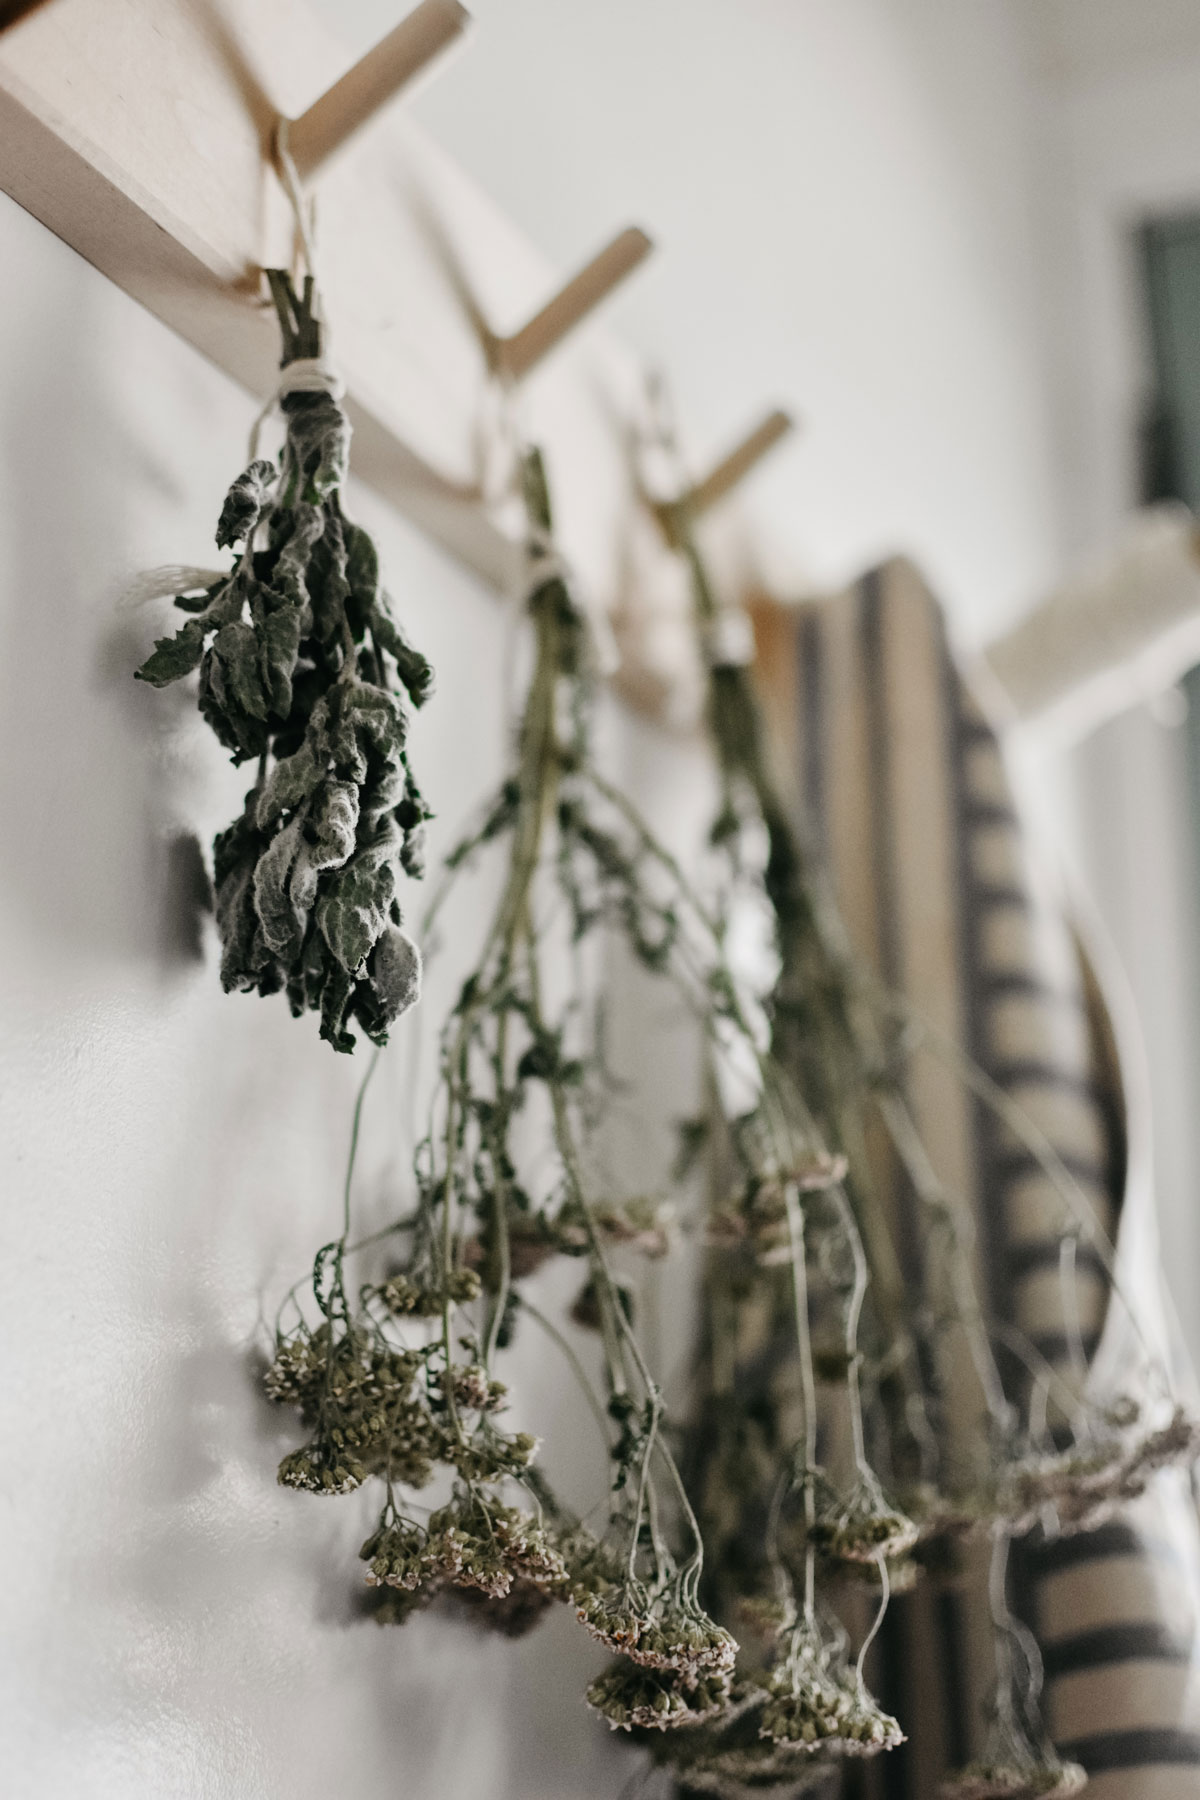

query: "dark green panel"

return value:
[1140, 217, 1200, 816]
[1142, 217, 1200, 509]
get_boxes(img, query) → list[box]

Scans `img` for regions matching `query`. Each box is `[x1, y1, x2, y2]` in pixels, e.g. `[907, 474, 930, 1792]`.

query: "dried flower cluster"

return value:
[636, 461, 1200, 1795]
[759, 1628, 904, 1756]
[936, 1533, 1088, 1799]
[941, 1760, 1088, 1799]
[136, 271, 431, 1050]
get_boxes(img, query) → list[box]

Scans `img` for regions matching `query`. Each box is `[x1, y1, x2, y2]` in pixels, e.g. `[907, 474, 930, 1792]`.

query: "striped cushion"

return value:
[751, 556, 1200, 1798]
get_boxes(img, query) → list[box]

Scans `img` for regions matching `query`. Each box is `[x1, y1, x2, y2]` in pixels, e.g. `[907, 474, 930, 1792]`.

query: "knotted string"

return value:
[248, 355, 346, 461]
[248, 118, 345, 460]
[635, 370, 754, 670]
[274, 117, 320, 293]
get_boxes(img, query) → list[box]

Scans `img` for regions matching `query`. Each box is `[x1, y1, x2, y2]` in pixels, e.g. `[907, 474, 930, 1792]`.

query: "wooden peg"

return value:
[489, 227, 654, 381]
[684, 410, 795, 517]
[284, 0, 471, 181]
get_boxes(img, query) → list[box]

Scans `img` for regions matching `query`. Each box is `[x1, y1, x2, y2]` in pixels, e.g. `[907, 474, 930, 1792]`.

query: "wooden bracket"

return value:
[284, 0, 471, 181]
[487, 226, 654, 381]
[654, 408, 796, 542]
[980, 505, 1200, 739]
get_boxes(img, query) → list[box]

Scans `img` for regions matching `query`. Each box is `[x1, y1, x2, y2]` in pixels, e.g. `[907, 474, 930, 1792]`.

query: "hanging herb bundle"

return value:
[261, 442, 913, 1749]
[135, 271, 432, 1051]
[638, 463, 1200, 1796]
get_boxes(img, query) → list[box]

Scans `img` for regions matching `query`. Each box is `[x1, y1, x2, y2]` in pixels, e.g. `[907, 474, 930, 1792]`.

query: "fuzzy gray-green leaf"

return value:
[216, 459, 276, 550]
[309, 779, 360, 870]
[254, 814, 310, 962]
[285, 394, 350, 502]
[210, 620, 269, 723]
[369, 926, 422, 1024]
[315, 824, 400, 973]
[258, 601, 305, 717]
[135, 616, 208, 687]
[371, 596, 434, 708]
[256, 740, 323, 830]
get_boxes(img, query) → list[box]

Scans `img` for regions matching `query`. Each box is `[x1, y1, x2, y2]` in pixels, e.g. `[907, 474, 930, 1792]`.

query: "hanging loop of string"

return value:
[635, 368, 755, 670]
[479, 373, 620, 692]
[477, 370, 525, 515]
[274, 117, 320, 290]
[249, 120, 345, 460]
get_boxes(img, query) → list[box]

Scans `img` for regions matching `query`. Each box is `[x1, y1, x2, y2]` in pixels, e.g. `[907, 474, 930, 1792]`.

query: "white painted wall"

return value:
[0, 5, 1088, 1795]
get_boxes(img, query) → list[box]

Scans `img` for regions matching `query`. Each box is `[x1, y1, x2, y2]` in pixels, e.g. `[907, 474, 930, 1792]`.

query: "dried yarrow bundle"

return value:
[637, 422, 1200, 1791]
[136, 271, 431, 1051]
[265, 443, 817, 1727]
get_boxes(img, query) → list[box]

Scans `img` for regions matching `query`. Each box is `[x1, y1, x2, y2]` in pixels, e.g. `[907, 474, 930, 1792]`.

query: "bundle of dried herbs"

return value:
[135, 271, 431, 1051]
[263, 443, 868, 1739]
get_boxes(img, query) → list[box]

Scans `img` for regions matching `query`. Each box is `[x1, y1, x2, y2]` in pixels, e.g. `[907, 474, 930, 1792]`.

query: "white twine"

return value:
[248, 356, 347, 461]
[522, 526, 620, 678]
[476, 374, 524, 513]
[274, 117, 320, 291]
[703, 605, 756, 669]
[524, 526, 573, 599]
[276, 357, 346, 400]
[125, 128, 347, 618]
[248, 120, 346, 460]
[116, 564, 228, 613]
[634, 368, 693, 506]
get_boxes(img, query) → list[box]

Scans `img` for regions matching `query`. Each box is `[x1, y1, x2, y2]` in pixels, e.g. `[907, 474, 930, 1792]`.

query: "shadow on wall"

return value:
[0, 237, 224, 970]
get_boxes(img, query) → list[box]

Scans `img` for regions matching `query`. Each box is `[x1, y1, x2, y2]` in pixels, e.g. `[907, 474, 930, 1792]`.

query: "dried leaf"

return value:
[135, 616, 208, 687]
[133, 270, 432, 1050]
[216, 459, 276, 550]
[316, 822, 400, 973]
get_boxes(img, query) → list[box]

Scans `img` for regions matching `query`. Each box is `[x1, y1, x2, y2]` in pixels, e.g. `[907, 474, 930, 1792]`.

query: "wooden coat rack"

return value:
[0, 0, 792, 715]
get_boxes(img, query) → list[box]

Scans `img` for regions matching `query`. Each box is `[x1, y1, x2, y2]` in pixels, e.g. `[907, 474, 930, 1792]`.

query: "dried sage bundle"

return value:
[136, 272, 432, 1051]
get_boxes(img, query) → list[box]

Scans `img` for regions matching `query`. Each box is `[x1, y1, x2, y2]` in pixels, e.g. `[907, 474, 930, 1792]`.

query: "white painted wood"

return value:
[980, 504, 1200, 739]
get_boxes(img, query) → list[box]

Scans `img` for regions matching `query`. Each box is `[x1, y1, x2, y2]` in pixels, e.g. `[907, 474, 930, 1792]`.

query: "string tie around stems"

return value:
[248, 119, 346, 460]
[522, 523, 622, 682]
[511, 456, 619, 676]
[524, 524, 574, 604]
[249, 356, 348, 462]
[702, 605, 756, 669]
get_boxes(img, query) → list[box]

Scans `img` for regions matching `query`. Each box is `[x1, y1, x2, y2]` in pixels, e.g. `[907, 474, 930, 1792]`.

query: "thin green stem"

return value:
[341, 1048, 382, 1244]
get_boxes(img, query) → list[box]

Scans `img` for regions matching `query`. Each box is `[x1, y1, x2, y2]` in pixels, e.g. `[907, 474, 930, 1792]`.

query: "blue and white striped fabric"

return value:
[752, 556, 1200, 1798]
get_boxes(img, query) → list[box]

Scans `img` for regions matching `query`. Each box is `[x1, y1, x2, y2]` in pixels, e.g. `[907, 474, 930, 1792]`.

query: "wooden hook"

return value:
[658, 410, 795, 539]
[284, 0, 471, 181]
[488, 227, 654, 381]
